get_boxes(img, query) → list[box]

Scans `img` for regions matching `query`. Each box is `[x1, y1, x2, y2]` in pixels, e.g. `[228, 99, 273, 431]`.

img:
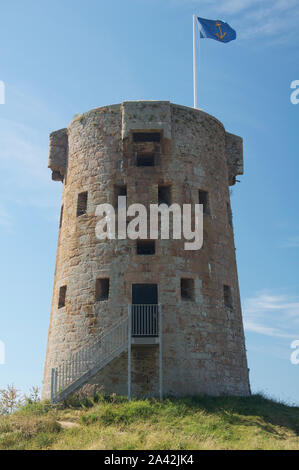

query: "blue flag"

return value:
[197, 17, 236, 43]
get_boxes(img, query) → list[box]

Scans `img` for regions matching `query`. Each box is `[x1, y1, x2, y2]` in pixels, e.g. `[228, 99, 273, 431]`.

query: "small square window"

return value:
[133, 131, 161, 167]
[136, 154, 155, 167]
[77, 192, 88, 217]
[58, 285, 67, 308]
[181, 278, 194, 301]
[96, 278, 110, 301]
[223, 285, 233, 308]
[158, 185, 171, 205]
[137, 240, 155, 255]
[114, 185, 127, 209]
[199, 190, 210, 215]
[133, 132, 161, 143]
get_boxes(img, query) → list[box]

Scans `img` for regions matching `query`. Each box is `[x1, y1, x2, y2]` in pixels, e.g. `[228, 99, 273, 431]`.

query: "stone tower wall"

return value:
[42, 101, 250, 399]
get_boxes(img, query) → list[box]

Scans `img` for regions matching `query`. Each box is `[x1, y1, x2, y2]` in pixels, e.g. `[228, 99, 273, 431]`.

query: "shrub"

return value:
[81, 413, 99, 425]
[0, 432, 25, 450]
[0, 385, 22, 414]
[17, 401, 52, 416]
[34, 432, 56, 449]
[0, 419, 12, 433]
[2, 416, 61, 439]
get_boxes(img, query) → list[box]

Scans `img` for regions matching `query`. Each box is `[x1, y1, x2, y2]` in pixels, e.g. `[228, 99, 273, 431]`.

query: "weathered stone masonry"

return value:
[42, 101, 250, 399]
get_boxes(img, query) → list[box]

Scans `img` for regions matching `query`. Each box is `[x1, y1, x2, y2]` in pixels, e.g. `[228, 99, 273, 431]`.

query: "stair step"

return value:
[51, 317, 128, 402]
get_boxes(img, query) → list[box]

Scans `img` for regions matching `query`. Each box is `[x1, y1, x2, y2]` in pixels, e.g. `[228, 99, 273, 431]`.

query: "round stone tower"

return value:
[42, 101, 250, 400]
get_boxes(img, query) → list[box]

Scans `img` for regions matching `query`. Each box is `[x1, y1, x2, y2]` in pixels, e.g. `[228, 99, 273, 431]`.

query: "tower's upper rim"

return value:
[69, 100, 225, 132]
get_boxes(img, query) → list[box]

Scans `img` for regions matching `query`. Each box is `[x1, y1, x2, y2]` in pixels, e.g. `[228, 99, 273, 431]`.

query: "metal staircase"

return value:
[50, 305, 162, 403]
[51, 316, 128, 402]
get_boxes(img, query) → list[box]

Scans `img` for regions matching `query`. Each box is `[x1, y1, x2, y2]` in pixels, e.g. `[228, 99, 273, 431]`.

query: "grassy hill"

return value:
[0, 394, 298, 450]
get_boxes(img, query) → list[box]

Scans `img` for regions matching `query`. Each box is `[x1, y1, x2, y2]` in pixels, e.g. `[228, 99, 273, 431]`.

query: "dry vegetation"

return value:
[0, 387, 298, 450]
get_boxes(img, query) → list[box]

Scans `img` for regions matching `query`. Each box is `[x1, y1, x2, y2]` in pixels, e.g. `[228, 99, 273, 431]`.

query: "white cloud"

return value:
[0, 85, 68, 235]
[0, 204, 12, 228]
[243, 291, 299, 339]
[217, 0, 260, 14]
[0, 119, 48, 179]
[240, 1, 299, 39]
[171, 0, 299, 40]
[0, 115, 62, 233]
[0, 118, 60, 210]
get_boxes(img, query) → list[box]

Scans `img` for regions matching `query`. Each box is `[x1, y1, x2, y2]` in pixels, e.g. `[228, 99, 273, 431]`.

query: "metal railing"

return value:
[51, 305, 162, 402]
[51, 316, 128, 402]
[131, 304, 160, 337]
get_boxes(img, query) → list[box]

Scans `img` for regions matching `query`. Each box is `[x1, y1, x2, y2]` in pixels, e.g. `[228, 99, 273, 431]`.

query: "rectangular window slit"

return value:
[114, 185, 127, 209]
[77, 191, 88, 217]
[137, 240, 155, 255]
[199, 189, 210, 214]
[223, 285, 233, 308]
[136, 154, 155, 167]
[96, 278, 110, 301]
[58, 286, 67, 308]
[181, 278, 194, 301]
[158, 185, 171, 205]
[133, 132, 161, 143]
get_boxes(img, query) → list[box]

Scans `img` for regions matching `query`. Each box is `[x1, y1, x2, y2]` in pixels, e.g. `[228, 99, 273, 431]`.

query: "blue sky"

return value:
[0, 0, 298, 404]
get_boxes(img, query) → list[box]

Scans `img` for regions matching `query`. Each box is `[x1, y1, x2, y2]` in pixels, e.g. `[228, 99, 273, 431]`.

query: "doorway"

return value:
[132, 284, 158, 304]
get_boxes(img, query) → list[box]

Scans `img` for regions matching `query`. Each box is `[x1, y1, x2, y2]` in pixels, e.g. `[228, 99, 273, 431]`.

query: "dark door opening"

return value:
[132, 284, 158, 304]
[131, 284, 158, 337]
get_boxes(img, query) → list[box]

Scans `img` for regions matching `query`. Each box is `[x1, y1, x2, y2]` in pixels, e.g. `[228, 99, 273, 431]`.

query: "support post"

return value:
[50, 368, 54, 403]
[159, 304, 163, 401]
[193, 14, 198, 109]
[128, 305, 132, 401]
[55, 369, 58, 400]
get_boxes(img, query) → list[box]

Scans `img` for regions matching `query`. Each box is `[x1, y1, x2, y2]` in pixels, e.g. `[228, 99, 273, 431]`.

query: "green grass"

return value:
[0, 394, 298, 450]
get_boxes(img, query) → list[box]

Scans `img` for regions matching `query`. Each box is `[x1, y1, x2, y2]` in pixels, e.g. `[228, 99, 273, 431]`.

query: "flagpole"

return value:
[193, 14, 198, 109]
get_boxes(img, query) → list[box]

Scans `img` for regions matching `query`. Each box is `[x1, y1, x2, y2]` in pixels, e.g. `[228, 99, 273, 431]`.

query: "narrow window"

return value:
[96, 278, 110, 301]
[223, 285, 233, 308]
[137, 240, 155, 255]
[59, 205, 63, 229]
[133, 131, 161, 167]
[58, 286, 67, 308]
[181, 278, 194, 301]
[114, 185, 127, 209]
[136, 154, 155, 167]
[77, 191, 88, 217]
[199, 190, 210, 214]
[158, 185, 171, 205]
[133, 132, 161, 143]
[227, 202, 233, 227]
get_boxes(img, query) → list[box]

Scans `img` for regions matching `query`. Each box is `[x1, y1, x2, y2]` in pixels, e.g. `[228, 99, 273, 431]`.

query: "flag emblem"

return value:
[197, 17, 236, 43]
